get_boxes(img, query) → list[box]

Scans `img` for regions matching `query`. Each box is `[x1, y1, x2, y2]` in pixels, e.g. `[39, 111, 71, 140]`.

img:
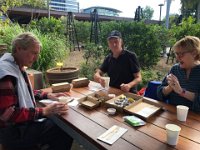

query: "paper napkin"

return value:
[97, 125, 127, 145]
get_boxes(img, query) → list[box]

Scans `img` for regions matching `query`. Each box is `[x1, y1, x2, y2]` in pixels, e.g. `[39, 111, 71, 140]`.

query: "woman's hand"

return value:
[167, 74, 182, 94]
[43, 102, 68, 117]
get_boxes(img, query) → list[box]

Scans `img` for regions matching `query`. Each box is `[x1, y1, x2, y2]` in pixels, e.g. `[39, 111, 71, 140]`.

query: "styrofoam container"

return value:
[107, 108, 116, 115]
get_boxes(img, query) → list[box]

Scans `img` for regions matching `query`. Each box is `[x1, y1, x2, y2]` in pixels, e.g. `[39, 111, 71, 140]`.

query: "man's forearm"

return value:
[128, 77, 141, 88]
[94, 69, 104, 82]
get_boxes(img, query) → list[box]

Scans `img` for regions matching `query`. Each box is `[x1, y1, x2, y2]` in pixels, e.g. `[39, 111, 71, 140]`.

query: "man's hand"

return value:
[120, 83, 131, 92]
[47, 92, 67, 101]
[43, 102, 68, 116]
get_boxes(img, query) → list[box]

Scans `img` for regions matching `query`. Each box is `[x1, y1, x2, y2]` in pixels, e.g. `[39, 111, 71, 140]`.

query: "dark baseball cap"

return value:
[107, 30, 122, 39]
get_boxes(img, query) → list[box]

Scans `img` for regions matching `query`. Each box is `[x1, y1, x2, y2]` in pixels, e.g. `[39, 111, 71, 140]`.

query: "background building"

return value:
[50, 0, 79, 12]
[82, 6, 122, 16]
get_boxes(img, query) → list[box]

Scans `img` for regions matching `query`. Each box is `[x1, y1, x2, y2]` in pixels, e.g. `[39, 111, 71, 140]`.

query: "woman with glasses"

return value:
[157, 36, 200, 112]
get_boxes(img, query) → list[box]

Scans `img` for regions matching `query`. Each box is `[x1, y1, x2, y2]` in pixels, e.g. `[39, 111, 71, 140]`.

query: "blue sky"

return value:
[78, 0, 181, 20]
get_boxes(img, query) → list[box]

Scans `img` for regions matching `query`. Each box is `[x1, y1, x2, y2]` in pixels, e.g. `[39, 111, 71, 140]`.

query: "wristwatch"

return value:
[179, 88, 186, 97]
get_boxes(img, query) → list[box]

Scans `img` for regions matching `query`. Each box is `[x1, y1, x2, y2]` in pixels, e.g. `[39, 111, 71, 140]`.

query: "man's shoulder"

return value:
[104, 53, 113, 60]
[0, 75, 16, 81]
[123, 50, 137, 58]
[0, 60, 20, 79]
[0, 75, 16, 88]
[0, 67, 18, 80]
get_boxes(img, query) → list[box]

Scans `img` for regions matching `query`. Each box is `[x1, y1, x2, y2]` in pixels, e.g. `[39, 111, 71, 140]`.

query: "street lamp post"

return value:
[158, 3, 164, 24]
[165, 0, 172, 29]
[47, 0, 50, 19]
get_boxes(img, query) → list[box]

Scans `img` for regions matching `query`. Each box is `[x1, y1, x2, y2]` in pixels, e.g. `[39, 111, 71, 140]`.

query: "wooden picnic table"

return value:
[42, 81, 200, 150]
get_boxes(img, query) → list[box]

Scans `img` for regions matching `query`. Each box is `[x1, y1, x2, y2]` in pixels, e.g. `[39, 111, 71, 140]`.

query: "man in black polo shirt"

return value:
[94, 30, 142, 93]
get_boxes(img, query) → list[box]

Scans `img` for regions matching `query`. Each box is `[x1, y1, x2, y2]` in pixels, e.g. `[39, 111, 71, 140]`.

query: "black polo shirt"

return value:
[100, 50, 140, 92]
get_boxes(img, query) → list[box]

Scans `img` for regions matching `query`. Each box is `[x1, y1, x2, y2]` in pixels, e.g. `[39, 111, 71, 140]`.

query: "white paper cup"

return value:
[165, 124, 181, 145]
[102, 77, 110, 90]
[176, 105, 189, 122]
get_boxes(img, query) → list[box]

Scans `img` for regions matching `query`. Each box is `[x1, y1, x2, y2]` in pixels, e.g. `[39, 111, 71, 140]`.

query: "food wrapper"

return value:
[123, 115, 146, 127]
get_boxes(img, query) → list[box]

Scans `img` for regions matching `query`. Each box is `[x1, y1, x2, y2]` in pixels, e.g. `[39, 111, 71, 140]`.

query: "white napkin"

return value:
[97, 125, 127, 145]
[39, 99, 58, 104]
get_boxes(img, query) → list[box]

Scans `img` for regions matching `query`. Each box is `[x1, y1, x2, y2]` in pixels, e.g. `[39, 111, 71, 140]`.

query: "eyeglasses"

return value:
[174, 51, 191, 57]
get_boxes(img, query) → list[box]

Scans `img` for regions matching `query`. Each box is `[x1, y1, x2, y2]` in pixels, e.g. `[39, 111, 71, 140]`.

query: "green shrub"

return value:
[79, 21, 165, 80]
[80, 62, 100, 80]
[31, 30, 69, 72]
[89, 21, 162, 68]
[75, 21, 91, 44]
[0, 24, 24, 51]
[29, 17, 65, 35]
[170, 17, 200, 41]
[80, 43, 103, 80]
[122, 22, 161, 68]
[138, 69, 165, 90]
[0, 24, 69, 72]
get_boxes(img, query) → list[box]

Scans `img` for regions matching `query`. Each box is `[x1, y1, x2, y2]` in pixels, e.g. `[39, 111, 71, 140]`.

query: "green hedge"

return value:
[0, 24, 69, 72]
[2, 16, 200, 88]
[76, 21, 163, 68]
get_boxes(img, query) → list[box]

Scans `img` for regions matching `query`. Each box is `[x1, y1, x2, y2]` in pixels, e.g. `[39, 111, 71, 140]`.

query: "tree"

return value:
[142, 6, 154, 20]
[0, 0, 45, 20]
[162, 13, 180, 28]
[0, 0, 22, 16]
[180, 0, 200, 21]
[23, 0, 46, 20]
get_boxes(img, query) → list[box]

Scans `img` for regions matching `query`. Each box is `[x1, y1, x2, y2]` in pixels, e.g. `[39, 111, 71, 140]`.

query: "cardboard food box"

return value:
[72, 77, 90, 88]
[52, 82, 71, 92]
[86, 92, 111, 105]
[104, 93, 143, 112]
[123, 97, 163, 120]
[79, 95, 100, 109]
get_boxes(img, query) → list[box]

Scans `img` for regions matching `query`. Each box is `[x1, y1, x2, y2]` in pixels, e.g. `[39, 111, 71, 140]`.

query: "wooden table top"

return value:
[45, 81, 200, 150]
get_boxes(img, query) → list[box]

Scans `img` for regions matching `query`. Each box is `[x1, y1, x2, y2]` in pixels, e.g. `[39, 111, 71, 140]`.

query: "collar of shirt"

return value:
[111, 49, 125, 59]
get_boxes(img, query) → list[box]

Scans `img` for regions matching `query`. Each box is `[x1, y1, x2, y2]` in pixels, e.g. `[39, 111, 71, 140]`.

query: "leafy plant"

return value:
[75, 21, 91, 44]
[95, 21, 162, 68]
[31, 30, 69, 72]
[83, 42, 103, 64]
[0, 0, 45, 21]
[80, 42, 103, 80]
[123, 22, 161, 68]
[170, 16, 200, 41]
[0, 24, 25, 51]
[142, 6, 154, 20]
[138, 69, 166, 90]
[29, 17, 66, 35]
[0, 23, 69, 72]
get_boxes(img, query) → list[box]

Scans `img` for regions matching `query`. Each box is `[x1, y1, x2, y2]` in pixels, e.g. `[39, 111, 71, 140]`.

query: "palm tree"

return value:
[181, 0, 200, 21]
